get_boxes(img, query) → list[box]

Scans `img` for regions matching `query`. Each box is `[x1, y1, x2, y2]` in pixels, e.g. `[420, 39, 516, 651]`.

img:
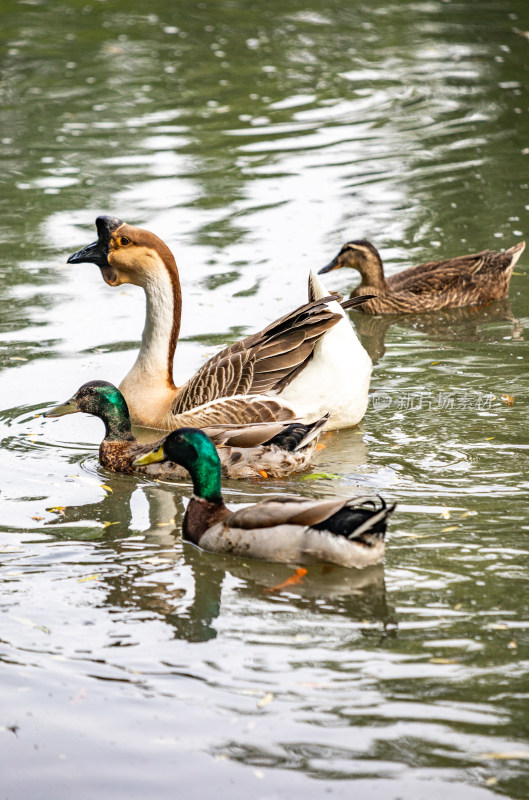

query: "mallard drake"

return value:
[67, 217, 373, 431]
[133, 427, 395, 567]
[319, 239, 526, 314]
[44, 380, 329, 480]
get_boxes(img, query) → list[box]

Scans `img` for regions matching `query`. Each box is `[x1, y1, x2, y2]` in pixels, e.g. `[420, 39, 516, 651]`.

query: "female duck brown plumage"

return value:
[319, 239, 525, 314]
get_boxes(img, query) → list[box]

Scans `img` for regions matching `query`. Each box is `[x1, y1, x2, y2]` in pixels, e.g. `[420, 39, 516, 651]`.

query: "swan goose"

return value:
[68, 216, 373, 430]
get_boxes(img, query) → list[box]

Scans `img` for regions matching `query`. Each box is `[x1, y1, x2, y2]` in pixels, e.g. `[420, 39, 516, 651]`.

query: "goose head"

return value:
[67, 215, 179, 289]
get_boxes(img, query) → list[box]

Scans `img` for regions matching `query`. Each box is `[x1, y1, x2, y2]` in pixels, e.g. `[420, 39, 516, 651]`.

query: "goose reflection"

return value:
[351, 299, 523, 364]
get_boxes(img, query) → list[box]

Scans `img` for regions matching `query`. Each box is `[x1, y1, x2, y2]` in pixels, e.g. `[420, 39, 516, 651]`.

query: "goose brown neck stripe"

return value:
[161, 243, 182, 390]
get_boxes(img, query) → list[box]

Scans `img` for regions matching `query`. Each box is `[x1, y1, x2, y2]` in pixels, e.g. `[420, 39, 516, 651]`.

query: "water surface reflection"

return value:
[2, 0, 529, 797]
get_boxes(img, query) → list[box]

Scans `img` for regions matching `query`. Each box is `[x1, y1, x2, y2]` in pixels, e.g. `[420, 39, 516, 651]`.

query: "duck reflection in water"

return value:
[350, 299, 524, 364]
[44, 480, 396, 642]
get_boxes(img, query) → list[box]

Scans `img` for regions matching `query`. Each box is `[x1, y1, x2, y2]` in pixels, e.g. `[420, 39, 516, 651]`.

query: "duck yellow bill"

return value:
[44, 399, 78, 418]
[132, 445, 165, 466]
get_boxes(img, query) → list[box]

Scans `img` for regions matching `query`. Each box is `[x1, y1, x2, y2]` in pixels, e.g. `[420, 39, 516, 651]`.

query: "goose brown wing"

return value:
[171, 297, 342, 415]
[171, 395, 296, 427]
[226, 496, 348, 530]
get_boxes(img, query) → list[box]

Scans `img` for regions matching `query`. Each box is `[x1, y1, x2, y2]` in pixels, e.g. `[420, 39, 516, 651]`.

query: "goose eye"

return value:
[120, 236, 130, 246]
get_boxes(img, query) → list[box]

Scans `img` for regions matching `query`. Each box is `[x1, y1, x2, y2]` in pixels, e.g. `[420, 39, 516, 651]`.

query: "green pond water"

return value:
[1, 0, 529, 797]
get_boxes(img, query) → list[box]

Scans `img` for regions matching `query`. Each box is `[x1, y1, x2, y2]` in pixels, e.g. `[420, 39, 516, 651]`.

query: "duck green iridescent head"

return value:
[44, 380, 134, 441]
[134, 428, 222, 502]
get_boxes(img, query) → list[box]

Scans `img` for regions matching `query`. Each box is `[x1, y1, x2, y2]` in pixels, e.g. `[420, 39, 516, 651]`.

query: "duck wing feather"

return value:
[202, 413, 328, 449]
[202, 420, 297, 447]
[226, 496, 350, 530]
[388, 248, 516, 293]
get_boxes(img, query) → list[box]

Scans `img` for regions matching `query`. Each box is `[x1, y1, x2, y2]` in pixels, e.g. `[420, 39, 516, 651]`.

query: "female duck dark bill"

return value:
[134, 428, 395, 568]
[44, 380, 330, 480]
[67, 216, 374, 431]
[319, 239, 525, 314]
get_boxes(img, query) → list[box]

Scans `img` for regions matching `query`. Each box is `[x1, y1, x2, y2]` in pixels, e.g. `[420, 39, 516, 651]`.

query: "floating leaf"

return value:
[258, 470, 268, 478]
[440, 509, 451, 519]
[430, 657, 458, 664]
[315, 443, 326, 451]
[47, 506, 66, 514]
[485, 437, 495, 441]
[501, 394, 515, 406]
[453, 603, 463, 610]
[441, 526, 458, 533]
[101, 484, 113, 493]
[300, 472, 341, 480]
[485, 777, 498, 786]
[508, 640, 517, 650]
[11, 615, 50, 634]
[430, 361, 440, 365]
[480, 751, 529, 760]
[78, 574, 100, 583]
[103, 521, 119, 528]
[257, 692, 274, 709]
[32, 515, 44, 521]
[265, 568, 307, 593]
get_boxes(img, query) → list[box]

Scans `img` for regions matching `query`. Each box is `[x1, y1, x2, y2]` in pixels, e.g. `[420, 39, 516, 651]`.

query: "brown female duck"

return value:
[319, 239, 525, 314]
[44, 381, 329, 480]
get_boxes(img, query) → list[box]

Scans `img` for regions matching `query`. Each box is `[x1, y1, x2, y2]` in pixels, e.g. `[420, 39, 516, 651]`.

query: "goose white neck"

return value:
[118, 254, 181, 423]
[136, 267, 177, 384]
